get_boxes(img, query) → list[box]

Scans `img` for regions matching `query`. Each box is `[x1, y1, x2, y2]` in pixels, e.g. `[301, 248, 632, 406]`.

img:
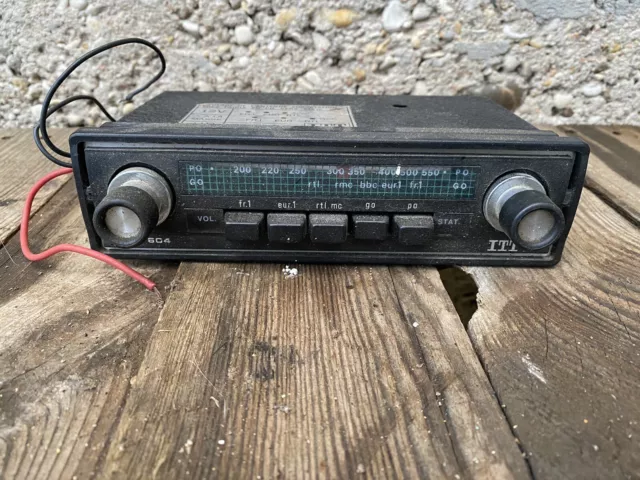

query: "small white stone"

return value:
[378, 56, 397, 71]
[30, 104, 42, 120]
[437, 0, 454, 14]
[56, 0, 69, 11]
[66, 113, 84, 127]
[272, 43, 285, 58]
[304, 70, 322, 86]
[87, 4, 106, 15]
[234, 25, 254, 46]
[441, 29, 456, 42]
[412, 322, 419, 327]
[181, 20, 201, 38]
[312, 32, 331, 52]
[340, 48, 357, 62]
[412, 80, 429, 96]
[382, 1, 410, 33]
[503, 55, 520, 72]
[503, 25, 531, 40]
[553, 92, 573, 109]
[217, 439, 225, 445]
[581, 83, 603, 97]
[26, 84, 43, 101]
[229, 0, 241, 9]
[69, 0, 88, 11]
[296, 77, 314, 90]
[412, 4, 433, 21]
[6, 54, 21, 74]
[122, 102, 136, 115]
[237, 56, 250, 68]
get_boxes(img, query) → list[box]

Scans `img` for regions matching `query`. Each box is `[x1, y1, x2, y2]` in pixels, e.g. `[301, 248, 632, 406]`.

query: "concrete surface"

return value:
[0, 0, 638, 128]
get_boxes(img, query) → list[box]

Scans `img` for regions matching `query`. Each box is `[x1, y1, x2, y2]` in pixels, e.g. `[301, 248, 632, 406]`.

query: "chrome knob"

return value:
[483, 173, 565, 250]
[92, 167, 173, 248]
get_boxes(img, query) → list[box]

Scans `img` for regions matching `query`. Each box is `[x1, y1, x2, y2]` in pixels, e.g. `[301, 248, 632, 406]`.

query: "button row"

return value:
[224, 212, 435, 245]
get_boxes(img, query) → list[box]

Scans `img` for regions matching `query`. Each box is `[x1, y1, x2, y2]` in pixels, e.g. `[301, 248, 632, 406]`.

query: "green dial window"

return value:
[183, 162, 479, 200]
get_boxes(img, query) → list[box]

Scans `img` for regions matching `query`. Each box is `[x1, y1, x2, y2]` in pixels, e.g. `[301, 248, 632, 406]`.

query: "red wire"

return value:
[20, 168, 156, 291]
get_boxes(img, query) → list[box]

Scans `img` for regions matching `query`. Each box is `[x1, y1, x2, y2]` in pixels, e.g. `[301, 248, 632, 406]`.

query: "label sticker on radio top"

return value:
[179, 103, 357, 127]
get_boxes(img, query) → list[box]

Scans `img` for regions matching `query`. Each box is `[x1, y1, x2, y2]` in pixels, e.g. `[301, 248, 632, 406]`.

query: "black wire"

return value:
[33, 95, 116, 167]
[35, 38, 166, 167]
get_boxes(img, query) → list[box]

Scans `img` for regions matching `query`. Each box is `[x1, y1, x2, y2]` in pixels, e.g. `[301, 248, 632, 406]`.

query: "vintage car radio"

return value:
[69, 92, 589, 266]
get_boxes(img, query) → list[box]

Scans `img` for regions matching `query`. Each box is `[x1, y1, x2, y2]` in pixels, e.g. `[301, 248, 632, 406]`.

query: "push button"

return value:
[224, 211, 264, 241]
[268, 213, 307, 243]
[186, 209, 224, 233]
[309, 214, 348, 244]
[393, 215, 434, 245]
[353, 215, 389, 241]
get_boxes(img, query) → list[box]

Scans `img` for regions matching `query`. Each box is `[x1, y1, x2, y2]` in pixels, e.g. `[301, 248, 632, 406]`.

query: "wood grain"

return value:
[601, 126, 640, 153]
[0, 182, 178, 479]
[101, 263, 528, 479]
[557, 126, 639, 225]
[465, 189, 640, 480]
[389, 267, 530, 478]
[0, 129, 74, 244]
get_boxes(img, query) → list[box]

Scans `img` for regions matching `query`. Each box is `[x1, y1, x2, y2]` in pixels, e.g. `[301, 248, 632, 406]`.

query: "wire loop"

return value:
[35, 38, 166, 168]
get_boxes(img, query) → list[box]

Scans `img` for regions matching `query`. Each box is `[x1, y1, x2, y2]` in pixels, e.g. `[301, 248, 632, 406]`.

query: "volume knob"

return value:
[93, 167, 173, 248]
[483, 173, 565, 251]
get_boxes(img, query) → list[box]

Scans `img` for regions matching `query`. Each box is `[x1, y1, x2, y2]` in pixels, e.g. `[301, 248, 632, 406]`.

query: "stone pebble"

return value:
[382, 1, 410, 33]
[234, 25, 254, 46]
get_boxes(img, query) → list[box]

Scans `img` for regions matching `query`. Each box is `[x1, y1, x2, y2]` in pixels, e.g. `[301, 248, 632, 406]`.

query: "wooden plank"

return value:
[0, 182, 178, 479]
[602, 126, 640, 152]
[556, 126, 640, 225]
[388, 267, 531, 478]
[100, 263, 529, 479]
[465, 189, 640, 480]
[0, 129, 74, 244]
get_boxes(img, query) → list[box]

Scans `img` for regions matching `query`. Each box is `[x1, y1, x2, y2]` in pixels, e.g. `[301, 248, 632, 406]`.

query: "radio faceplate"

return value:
[69, 92, 590, 266]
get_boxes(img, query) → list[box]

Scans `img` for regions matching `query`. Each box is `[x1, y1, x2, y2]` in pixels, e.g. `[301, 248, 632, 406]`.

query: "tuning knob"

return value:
[483, 173, 565, 250]
[92, 167, 173, 248]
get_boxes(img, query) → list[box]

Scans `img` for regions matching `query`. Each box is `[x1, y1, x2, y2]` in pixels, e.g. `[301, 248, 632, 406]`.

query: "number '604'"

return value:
[148, 237, 171, 244]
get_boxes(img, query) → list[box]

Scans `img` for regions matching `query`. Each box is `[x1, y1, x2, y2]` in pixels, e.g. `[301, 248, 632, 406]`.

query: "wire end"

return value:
[152, 286, 164, 307]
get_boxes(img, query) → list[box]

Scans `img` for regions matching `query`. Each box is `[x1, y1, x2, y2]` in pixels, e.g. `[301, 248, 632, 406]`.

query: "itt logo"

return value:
[488, 239, 519, 252]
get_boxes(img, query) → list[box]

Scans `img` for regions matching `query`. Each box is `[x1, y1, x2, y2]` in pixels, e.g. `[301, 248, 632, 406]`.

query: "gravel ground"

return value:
[0, 0, 638, 128]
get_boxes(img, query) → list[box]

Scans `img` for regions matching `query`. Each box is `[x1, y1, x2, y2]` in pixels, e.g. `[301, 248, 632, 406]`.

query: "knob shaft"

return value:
[483, 173, 565, 250]
[92, 167, 173, 248]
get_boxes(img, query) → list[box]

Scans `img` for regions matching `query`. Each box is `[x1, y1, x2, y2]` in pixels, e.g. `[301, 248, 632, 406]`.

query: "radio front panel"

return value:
[73, 142, 579, 266]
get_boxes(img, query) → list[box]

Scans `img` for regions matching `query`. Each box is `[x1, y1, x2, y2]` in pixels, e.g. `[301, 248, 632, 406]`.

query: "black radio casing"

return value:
[69, 92, 590, 266]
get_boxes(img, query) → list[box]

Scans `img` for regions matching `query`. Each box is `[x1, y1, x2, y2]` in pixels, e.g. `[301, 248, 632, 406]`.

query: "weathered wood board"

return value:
[0, 129, 73, 244]
[0, 182, 178, 479]
[557, 126, 639, 225]
[466, 189, 640, 479]
[101, 263, 529, 479]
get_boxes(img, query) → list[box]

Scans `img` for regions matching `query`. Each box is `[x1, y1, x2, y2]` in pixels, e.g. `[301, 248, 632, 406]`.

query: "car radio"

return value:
[69, 91, 589, 266]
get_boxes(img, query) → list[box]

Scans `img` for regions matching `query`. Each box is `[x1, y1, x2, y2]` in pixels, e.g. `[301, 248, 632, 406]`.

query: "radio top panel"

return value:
[69, 92, 589, 267]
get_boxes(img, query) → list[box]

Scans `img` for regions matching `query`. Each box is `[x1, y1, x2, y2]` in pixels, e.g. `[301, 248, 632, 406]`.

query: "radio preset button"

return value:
[309, 214, 348, 244]
[353, 215, 389, 241]
[224, 211, 264, 241]
[393, 215, 434, 245]
[268, 213, 307, 243]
